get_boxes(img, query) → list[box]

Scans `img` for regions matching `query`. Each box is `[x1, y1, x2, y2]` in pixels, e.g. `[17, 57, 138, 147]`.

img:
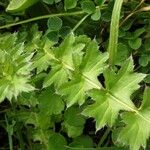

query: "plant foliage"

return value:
[0, 0, 150, 150]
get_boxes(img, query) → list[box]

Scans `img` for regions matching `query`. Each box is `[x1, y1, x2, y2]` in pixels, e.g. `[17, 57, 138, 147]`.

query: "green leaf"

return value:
[0, 33, 17, 50]
[59, 26, 72, 38]
[116, 88, 150, 150]
[47, 31, 59, 43]
[83, 58, 146, 129]
[81, 1, 96, 14]
[59, 40, 108, 107]
[47, 17, 62, 31]
[64, 0, 77, 9]
[32, 38, 55, 73]
[58, 75, 86, 107]
[18, 92, 38, 107]
[144, 75, 150, 83]
[128, 38, 142, 49]
[63, 107, 85, 137]
[69, 136, 94, 148]
[115, 43, 130, 65]
[6, 0, 39, 12]
[91, 7, 101, 21]
[32, 129, 52, 144]
[0, 34, 34, 102]
[43, 34, 85, 88]
[80, 40, 108, 89]
[26, 112, 52, 129]
[44, 63, 69, 88]
[38, 87, 64, 115]
[139, 54, 150, 67]
[48, 133, 67, 150]
[133, 28, 145, 38]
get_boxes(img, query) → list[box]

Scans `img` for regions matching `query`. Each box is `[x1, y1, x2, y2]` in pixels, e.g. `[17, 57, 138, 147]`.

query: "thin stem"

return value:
[72, 14, 89, 32]
[120, 0, 145, 26]
[5, 116, 13, 150]
[0, 11, 85, 30]
[134, 0, 145, 10]
[16, 127, 25, 150]
[0, 5, 108, 30]
[98, 128, 111, 147]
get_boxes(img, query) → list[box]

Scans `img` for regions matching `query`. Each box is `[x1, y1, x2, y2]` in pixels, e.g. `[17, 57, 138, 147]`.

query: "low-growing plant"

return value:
[0, 0, 150, 150]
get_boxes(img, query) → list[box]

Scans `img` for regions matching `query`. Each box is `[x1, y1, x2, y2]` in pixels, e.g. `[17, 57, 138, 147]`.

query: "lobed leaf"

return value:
[83, 58, 146, 130]
[116, 88, 150, 150]
[59, 39, 108, 107]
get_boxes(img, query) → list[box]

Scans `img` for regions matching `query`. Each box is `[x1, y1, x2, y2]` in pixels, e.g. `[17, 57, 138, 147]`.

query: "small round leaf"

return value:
[91, 8, 101, 21]
[64, 0, 77, 9]
[81, 1, 96, 14]
[47, 16, 62, 31]
[128, 38, 142, 49]
[59, 26, 72, 38]
[47, 31, 59, 43]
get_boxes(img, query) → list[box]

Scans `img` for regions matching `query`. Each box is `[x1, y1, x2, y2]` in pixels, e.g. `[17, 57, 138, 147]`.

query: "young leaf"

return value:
[128, 38, 142, 50]
[43, 34, 85, 88]
[117, 88, 150, 150]
[0, 34, 34, 102]
[32, 38, 55, 73]
[83, 58, 146, 130]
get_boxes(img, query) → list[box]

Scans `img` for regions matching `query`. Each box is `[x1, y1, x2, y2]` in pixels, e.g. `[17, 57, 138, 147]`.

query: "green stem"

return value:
[16, 127, 25, 150]
[72, 14, 89, 32]
[0, 11, 85, 30]
[5, 116, 13, 150]
[8, 134, 13, 150]
[108, 0, 124, 67]
[98, 128, 111, 147]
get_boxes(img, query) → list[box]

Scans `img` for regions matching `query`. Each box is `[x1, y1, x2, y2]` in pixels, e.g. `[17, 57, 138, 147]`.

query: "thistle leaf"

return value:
[83, 58, 146, 129]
